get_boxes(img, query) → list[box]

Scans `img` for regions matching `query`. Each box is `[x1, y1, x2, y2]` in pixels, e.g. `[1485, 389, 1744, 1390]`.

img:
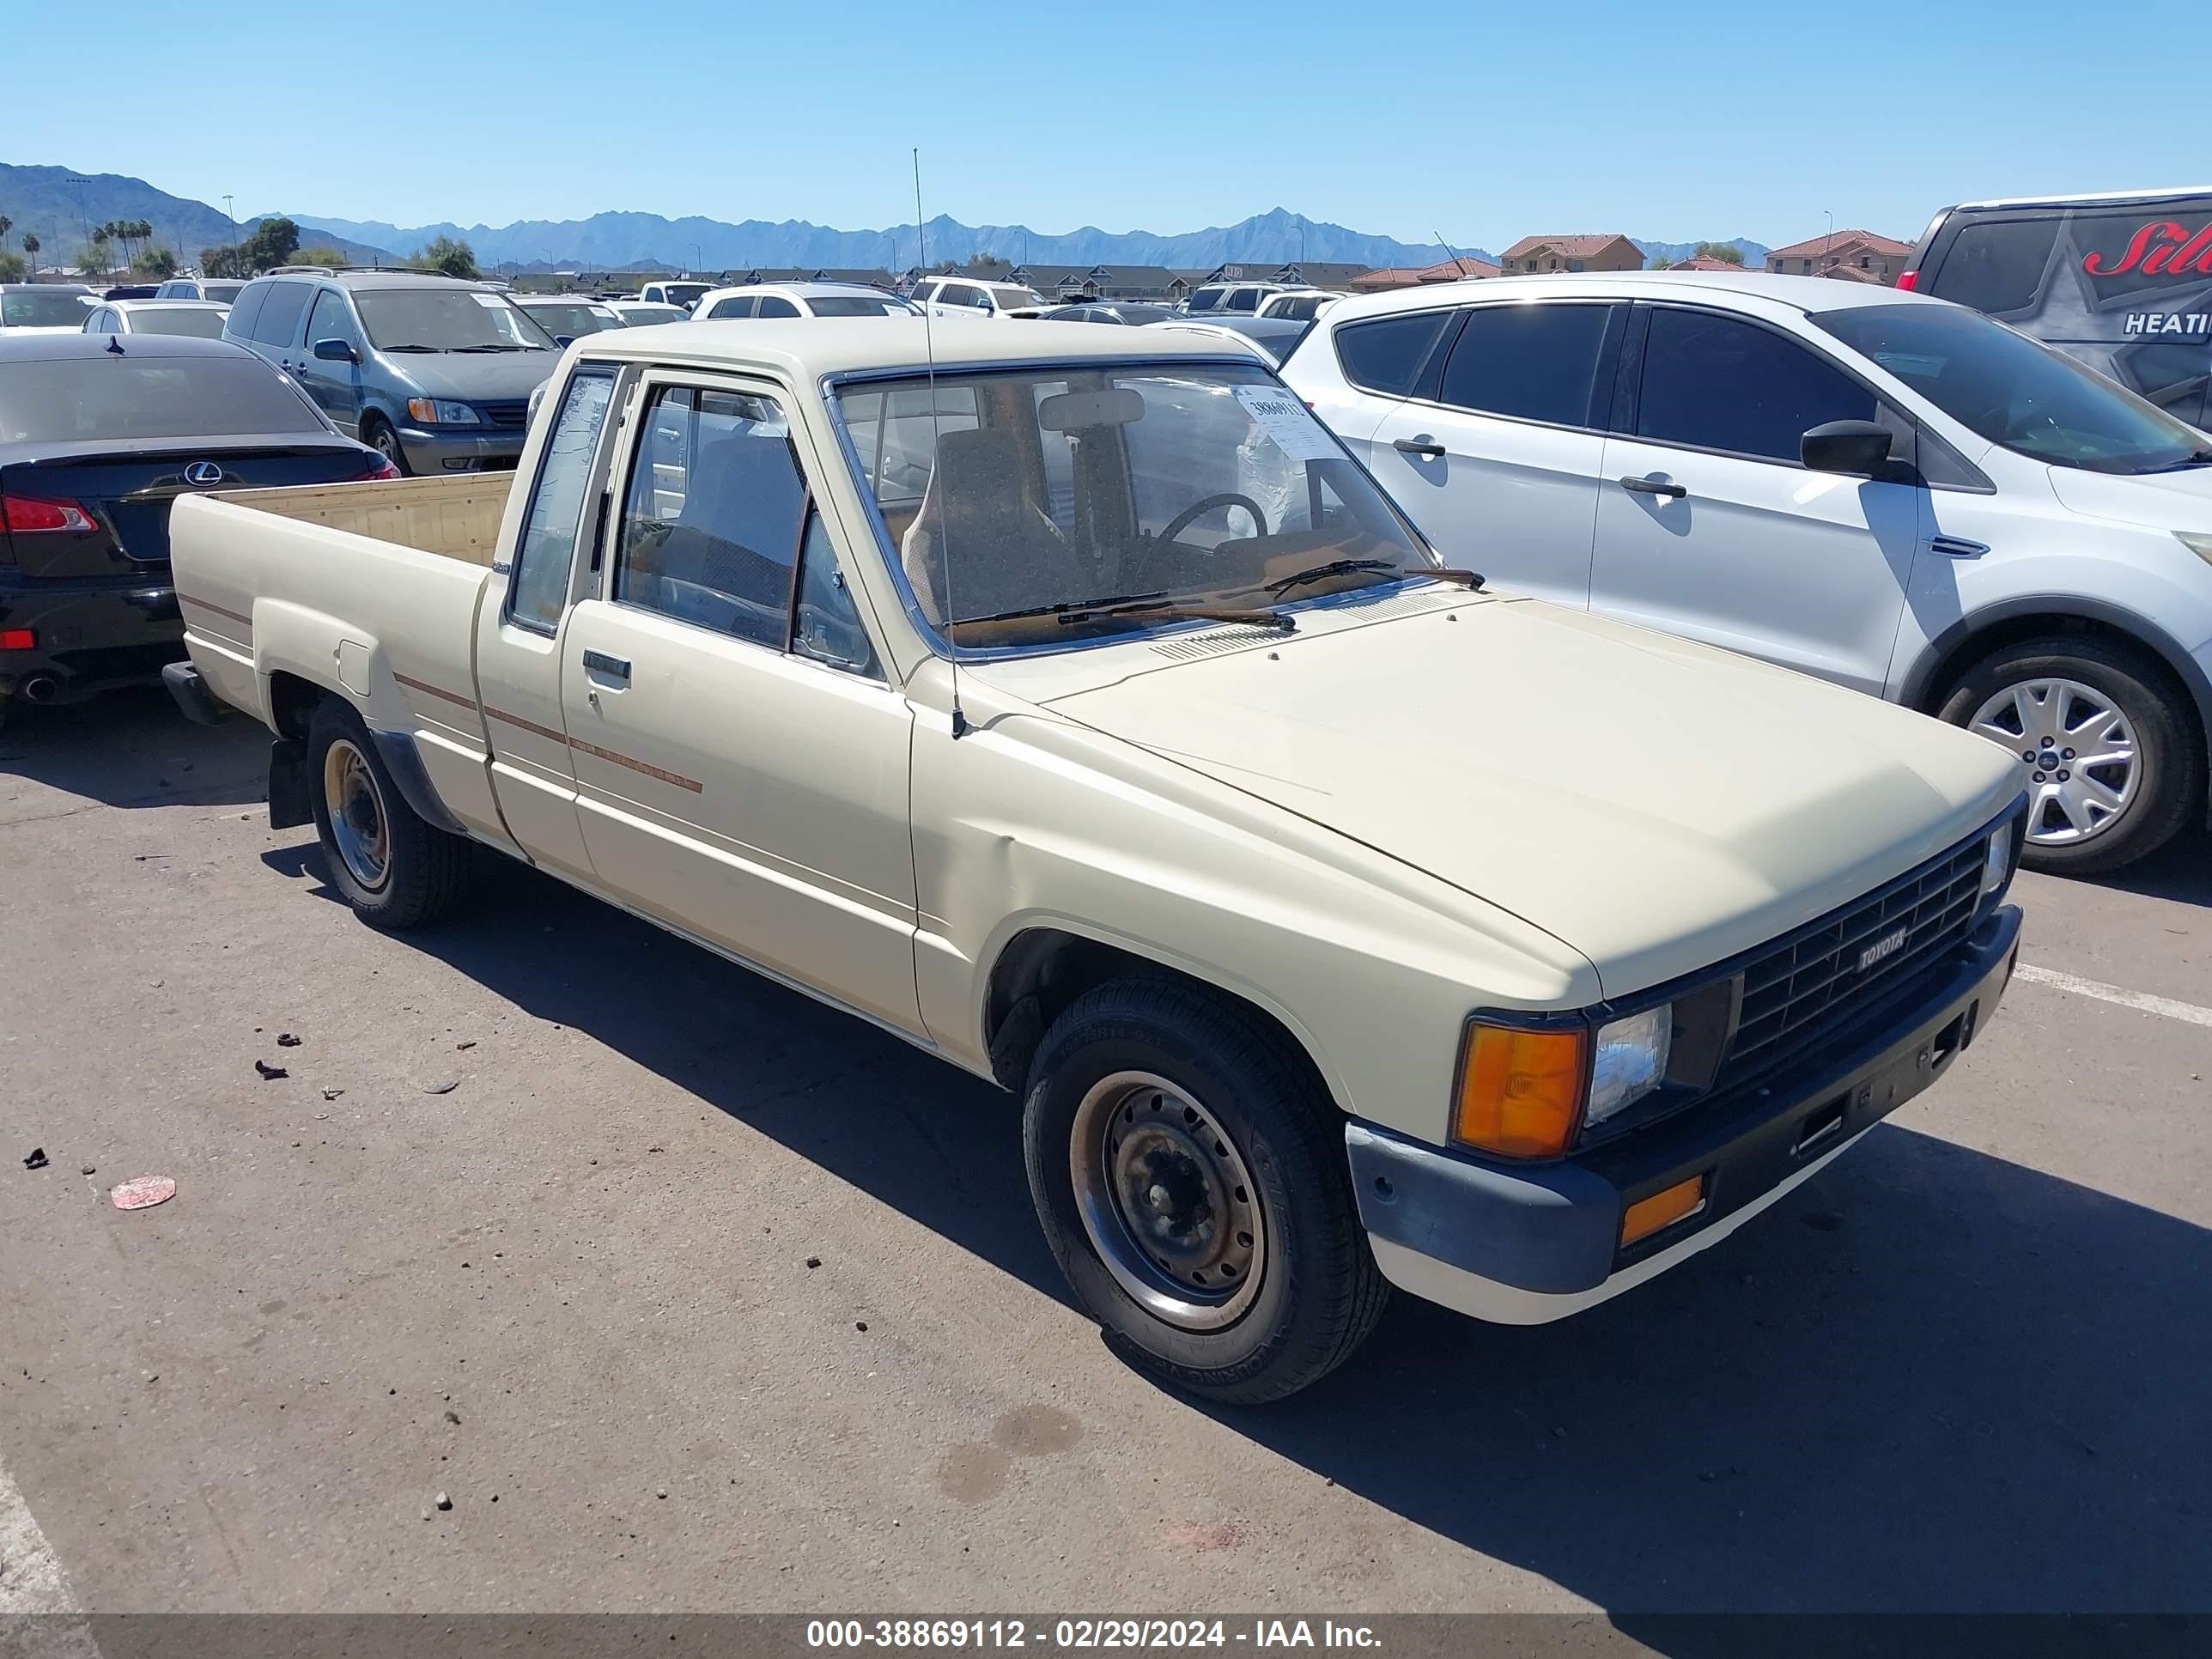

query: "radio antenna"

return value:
[915, 148, 967, 738]
[1434, 229, 1471, 277]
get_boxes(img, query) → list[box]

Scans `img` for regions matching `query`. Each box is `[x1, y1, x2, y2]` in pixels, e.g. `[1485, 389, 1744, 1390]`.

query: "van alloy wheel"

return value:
[322, 737, 393, 891]
[1068, 1070, 1267, 1332]
[1967, 677, 2139, 848]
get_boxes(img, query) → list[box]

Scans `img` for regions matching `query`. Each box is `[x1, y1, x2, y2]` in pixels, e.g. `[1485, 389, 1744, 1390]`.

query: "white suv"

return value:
[906, 276, 1048, 319]
[692, 281, 917, 320]
[1285, 270, 2212, 873]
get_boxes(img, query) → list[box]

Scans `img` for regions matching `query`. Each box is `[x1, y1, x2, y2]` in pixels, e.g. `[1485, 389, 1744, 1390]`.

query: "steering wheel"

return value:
[1157, 493, 1269, 550]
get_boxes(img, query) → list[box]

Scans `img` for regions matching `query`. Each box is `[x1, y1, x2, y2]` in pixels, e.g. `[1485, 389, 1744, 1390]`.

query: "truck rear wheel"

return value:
[306, 696, 471, 929]
[1022, 978, 1387, 1403]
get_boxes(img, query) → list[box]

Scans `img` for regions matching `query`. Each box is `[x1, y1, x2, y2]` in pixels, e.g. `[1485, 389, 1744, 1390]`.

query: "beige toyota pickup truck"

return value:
[166, 319, 2027, 1401]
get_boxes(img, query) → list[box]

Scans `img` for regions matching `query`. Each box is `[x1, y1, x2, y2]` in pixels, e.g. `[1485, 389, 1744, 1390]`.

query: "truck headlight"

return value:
[406, 398, 480, 426]
[1453, 1003, 1674, 1158]
[1982, 821, 2017, 896]
[1587, 1006, 1672, 1127]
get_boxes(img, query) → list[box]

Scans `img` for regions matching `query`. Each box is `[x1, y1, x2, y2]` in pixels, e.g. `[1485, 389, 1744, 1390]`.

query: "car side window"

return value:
[88, 308, 112, 333]
[508, 367, 617, 632]
[1929, 217, 2060, 315]
[1334, 311, 1453, 397]
[226, 282, 270, 339]
[757, 296, 800, 319]
[305, 289, 356, 349]
[1633, 308, 1877, 464]
[615, 385, 807, 653]
[252, 280, 312, 348]
[1437, 302, 1613, 428]
[707, 295, 754, 319]
[792, 508, 878, 675]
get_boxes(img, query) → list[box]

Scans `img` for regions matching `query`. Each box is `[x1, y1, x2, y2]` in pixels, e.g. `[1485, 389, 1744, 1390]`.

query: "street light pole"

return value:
[222, 195, 237, 275]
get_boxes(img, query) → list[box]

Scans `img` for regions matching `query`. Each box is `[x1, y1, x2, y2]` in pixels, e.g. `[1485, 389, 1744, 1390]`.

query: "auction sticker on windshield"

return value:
[1233, 384, 1340, 462]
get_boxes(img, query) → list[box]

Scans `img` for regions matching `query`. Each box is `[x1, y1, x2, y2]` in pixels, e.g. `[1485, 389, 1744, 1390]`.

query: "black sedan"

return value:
[0, 333, 394, 725]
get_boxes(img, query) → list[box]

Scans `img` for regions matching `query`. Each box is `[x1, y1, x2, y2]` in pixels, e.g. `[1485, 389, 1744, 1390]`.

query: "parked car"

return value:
[513, 295, 627, 343]
[1901, 186, 2212, 429]
[164, 318, 2023, 1402]
[0, 333, 392, 726]
[602, 301, 690, 328]
[693, 282, 918, 320]
[0, 285, 99, 336]
[1285, 270, 2212, 872]
[1042, 302, 1176, 325]
[635, 280, 714, 312]
[1257, 289, 1344, 322]
[82, 299, 229, 339]
[100, 284, 161, 301]
[154, 277, 248, 305]
[1145, 314, 1312, 367]
[223, 270, 560, 477]
[1182, 280, 1288, 317]
[906, 276, 1049, 319]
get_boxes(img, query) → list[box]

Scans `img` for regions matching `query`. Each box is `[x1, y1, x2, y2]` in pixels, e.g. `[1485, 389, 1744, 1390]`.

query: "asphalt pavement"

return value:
[1, 689, 2206, 1620]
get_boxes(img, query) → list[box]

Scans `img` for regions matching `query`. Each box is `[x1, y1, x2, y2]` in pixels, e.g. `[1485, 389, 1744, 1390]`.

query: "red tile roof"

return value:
[1350, 257, 1499, 289]
[1499, 234, 1635, 260]
[1765, 228, 1911, 260]
[1668, 256, 1746, 271]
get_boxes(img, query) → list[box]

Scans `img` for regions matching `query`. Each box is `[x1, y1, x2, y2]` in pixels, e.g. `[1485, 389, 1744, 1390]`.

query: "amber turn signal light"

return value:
[1454, 1024, 1586, 1158]
[1620, 1175, 1707, 1248]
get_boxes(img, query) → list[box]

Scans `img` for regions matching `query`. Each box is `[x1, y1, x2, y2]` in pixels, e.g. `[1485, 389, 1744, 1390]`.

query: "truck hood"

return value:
[2047, 461, 2212, 532]
[1015, 598, 2018, 998]
[372, 349, 558, 403]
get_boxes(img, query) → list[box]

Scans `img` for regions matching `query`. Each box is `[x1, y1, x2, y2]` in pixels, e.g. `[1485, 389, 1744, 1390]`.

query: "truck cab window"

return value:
[508, 368, 617, 631]
[792, 510, 878, 675]
[615, 385, 807, 652]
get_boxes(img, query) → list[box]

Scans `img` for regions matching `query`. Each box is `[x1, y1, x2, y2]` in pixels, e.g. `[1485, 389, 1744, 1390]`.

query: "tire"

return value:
[306, 696, 471, 928]
[364, 417, 410, 477]
[1937, 635, 2202, 877]
[1022, 977, 1387, 1404]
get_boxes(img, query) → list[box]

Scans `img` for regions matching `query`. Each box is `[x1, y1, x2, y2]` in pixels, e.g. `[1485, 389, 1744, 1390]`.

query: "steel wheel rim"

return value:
[1069, 1070, 1266, 1331]
[322, 738, 392, 891]
[1968, 677, 2140, 848]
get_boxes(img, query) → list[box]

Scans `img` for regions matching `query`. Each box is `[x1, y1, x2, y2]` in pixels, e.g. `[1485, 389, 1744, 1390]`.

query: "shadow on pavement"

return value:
[2087, 824, 2212, 909]
[0, 685, 267, 811]
[284, 842, 2209, 1619]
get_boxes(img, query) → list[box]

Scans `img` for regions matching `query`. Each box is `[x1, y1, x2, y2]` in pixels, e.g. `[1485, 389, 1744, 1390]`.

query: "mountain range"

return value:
[1, 160, 1771, 278]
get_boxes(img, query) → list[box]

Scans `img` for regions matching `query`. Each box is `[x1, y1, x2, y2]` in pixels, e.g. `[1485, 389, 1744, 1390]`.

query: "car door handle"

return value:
[1393, 437, 1446, 459]
[581, 649, 630, 684]
[1618, 476, 1687, 500]
[1931, 535, 1989, 558]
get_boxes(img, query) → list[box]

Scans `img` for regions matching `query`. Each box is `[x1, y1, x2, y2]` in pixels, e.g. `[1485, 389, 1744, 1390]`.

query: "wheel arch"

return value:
[1901, 598, 2212, 800]
[980, 924, 1338, 1112]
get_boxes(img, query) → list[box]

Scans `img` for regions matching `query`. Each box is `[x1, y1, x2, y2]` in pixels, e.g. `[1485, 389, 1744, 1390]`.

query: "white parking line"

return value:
[0, 1455, 101, 1658]
[2016, 963, 2212, 1030]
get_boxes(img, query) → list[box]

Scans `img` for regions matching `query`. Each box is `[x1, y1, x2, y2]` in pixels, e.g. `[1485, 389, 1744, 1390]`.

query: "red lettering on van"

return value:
[2083, 221, 2212, 277]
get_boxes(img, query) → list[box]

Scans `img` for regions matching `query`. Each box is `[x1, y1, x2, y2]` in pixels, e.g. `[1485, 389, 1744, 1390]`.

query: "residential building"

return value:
[1498, 234, 1644, 275]
[1006, 264, 1185, 302]
[1666, 255, 1751, 273]
[1762, 230, 1911, 284]
[1349, 257, 1501, 292]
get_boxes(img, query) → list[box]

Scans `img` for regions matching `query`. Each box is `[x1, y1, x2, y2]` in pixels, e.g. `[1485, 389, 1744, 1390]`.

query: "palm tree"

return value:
[21, 233, 39, 278]
[0, 217, 12, 258]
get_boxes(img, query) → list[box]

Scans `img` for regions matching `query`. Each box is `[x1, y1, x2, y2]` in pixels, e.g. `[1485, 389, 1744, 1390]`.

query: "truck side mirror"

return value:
[1802, 419, 1891, 475]
[312, 337, 356, 363]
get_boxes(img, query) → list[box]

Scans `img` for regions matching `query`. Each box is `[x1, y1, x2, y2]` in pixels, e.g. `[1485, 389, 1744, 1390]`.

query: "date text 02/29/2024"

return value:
[804, 1620, 1382, 1650]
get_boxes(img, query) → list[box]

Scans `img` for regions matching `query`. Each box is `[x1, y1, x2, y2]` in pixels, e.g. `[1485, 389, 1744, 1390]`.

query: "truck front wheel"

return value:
[1023, 978, 1388, 1403]
[306, 696, 471, 928]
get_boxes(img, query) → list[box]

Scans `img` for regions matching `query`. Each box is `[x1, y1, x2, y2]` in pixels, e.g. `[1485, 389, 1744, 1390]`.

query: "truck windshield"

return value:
[353, 289, 555, 352]
[522, 302, 621, 338]
[659, 283, 713, 307]
[835, 362, 1436, 647]
[1814, 303, 2209, 475]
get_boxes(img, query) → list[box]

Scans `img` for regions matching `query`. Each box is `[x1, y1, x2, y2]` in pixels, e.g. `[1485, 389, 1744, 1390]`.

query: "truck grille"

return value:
[478, 400, 530, 429]
[1715, 831, 1988, 1092]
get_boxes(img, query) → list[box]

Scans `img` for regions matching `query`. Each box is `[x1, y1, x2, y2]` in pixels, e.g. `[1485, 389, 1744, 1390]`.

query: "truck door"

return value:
[470, 362, 622, 879]
[557, 371, 923, 1033]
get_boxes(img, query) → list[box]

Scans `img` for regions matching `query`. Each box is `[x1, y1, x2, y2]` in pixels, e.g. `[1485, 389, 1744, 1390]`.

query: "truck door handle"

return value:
[1619, 476, 1687, 500]
[581, 649, 630, 684]
[1394, 437, 1446, 459]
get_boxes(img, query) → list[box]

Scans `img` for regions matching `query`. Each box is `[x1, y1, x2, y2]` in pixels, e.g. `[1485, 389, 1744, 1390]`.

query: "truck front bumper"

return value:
[0, 571, 185, 704]
[1349, 902, 2023, 1324]
[395, 424, 524, 474]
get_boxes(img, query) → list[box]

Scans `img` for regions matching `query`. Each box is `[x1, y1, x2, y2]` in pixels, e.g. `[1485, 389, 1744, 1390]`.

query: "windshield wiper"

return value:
[380, 343, 440, 352]
[951, 590, 1169, 628]
[1267, 559, 1486, 596]
[1058, 600, 1293, 632]
[448, 343, 524, 353]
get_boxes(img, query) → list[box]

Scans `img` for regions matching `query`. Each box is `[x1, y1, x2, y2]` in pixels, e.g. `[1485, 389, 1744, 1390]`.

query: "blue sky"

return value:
[9, 1, 2164, 246]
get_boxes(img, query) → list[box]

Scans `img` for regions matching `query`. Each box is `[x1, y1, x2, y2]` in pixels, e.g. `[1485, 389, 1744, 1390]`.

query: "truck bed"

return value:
[210, 474, 514, 566]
